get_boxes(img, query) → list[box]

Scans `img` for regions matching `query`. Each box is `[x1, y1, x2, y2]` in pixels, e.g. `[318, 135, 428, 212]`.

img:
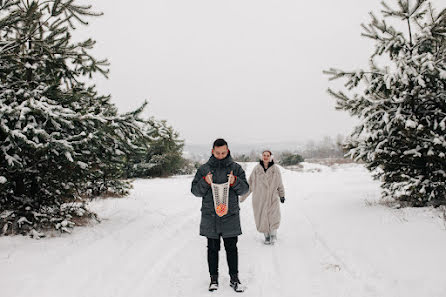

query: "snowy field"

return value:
[1, 162, 446, 297]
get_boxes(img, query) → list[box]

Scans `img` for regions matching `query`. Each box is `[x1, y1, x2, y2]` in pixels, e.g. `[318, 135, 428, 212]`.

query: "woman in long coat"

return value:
[241, 150, 285, 244]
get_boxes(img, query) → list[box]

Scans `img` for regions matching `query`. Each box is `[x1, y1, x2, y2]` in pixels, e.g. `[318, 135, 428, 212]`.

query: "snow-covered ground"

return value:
[1, 162, 446, 297]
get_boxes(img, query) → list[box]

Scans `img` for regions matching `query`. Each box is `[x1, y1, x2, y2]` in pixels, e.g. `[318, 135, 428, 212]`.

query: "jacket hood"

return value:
[208, 152, 234, 168]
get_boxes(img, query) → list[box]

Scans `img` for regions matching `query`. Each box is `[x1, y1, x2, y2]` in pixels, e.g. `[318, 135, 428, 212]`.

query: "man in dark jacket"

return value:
[191, 138, 249, 292]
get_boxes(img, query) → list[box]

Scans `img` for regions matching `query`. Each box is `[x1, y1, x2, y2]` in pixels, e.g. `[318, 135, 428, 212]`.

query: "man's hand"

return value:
[228, 171, 236, 185]
[205, 172, 213, 185]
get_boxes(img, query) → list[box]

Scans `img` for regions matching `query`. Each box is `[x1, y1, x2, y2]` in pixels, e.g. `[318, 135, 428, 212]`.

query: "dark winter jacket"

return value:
[191, 154, 249, 239]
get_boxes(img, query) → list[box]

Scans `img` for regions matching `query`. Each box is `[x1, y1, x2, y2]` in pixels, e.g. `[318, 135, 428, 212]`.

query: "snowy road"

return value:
[1, 163, 446, 297]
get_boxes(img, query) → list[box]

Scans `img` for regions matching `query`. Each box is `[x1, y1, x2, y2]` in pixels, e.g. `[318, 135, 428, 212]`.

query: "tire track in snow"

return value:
[241, 165, 357, 296]
[242, 238, 284, 297]
[284, 167, 382, 297]
[16, 199, 198, 297]
[122, 211, 198, 297]
[14, 203, 170, 297]
[299, 207, 356, 278]
[269, 244, 284, 295]
[99, 208, 198, 297]
[298, 202, 382, 297]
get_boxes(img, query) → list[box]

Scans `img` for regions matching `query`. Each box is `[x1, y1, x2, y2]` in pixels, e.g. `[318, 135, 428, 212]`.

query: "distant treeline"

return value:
[231, 135, 346, 164]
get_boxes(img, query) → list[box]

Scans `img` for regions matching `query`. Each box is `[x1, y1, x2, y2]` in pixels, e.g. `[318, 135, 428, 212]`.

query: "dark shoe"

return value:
[209, 275, 218, 291]
[264, 234, 271, 245]
[229, 274, 246, 292]
[270, 235, 277, 244]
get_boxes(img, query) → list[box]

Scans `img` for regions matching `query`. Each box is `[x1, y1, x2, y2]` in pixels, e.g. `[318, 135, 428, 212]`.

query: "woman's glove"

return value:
[280, 197, 285, 203]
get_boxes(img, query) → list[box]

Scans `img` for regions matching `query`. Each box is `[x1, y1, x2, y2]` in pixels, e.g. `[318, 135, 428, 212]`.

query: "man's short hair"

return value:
[213, 138, 228, 148]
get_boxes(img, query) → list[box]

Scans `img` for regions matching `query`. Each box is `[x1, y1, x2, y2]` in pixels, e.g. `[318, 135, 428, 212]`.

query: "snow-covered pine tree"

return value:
[0, 0, 148, 236]
[78, 100, 150, 198]
[146, 119, 186, 177]
[325, 0, 446, 206]
[126, 119, 186, 178]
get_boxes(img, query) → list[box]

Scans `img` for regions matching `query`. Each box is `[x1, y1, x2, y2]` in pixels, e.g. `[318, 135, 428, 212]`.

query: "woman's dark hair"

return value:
[213, 138, 228, 148]
[262, 150, 272, 155]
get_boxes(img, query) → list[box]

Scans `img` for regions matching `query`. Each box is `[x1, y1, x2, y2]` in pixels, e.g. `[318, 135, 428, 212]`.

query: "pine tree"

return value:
[278, 152, 304, 166]
[0, 0, 148, 235]
[125, 119, 186, 178]
[325, 0, 446, 206]
[147, 119, 186, 177]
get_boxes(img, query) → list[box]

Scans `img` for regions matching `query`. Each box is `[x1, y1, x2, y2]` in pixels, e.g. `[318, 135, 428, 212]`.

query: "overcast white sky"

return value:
[75, 0, 443, 146]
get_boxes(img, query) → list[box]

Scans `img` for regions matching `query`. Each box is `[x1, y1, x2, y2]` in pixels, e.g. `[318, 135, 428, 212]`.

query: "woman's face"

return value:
[262, 151, 271, 163]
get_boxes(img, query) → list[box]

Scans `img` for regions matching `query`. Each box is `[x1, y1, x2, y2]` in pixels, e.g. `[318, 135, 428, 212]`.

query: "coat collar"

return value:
[207, 153, 234, 168]
[259, 160, 275, 172]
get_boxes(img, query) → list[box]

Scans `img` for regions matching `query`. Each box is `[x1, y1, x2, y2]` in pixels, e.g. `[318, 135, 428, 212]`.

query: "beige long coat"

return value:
[241, 163, 285, 233]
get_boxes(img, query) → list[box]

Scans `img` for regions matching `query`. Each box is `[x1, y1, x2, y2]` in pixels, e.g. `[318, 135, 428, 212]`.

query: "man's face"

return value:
[212, 145, 229, 160]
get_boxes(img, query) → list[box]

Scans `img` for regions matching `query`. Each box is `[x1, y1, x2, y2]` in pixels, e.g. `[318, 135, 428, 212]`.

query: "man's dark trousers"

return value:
[207, 236, 238, 276]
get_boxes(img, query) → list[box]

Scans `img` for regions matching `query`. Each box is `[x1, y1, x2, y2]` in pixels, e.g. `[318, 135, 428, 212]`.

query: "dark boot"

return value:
[270, 235, 277, 244]
[229, 274, 246, 292]
[209, 274, 218, 291]
[264, 233, 271, 245]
